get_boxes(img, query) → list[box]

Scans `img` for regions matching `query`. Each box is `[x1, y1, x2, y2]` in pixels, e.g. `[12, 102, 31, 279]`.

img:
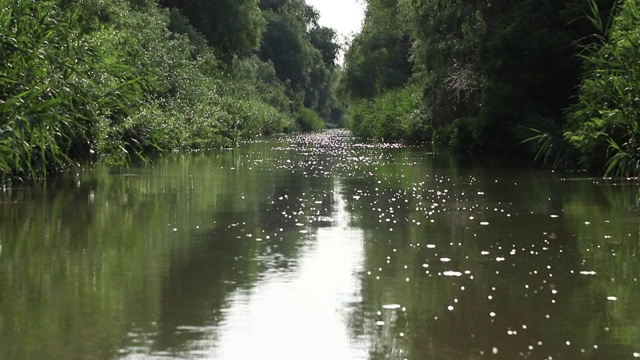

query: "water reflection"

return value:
[341, 152, 640, 360]
[1, 131, 640, 360]
[212, 181, 367, 360]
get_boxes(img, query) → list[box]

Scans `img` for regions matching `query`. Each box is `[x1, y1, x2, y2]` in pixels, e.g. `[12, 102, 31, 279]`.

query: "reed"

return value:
[0, 0, 297, 180]
[0, 0, 141, 178]
[565, 0, 640, 176]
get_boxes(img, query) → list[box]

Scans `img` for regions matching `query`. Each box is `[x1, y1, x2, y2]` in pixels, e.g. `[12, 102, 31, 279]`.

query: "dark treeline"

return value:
[341, 0, 640, 176]
[0, 0, 343, 179]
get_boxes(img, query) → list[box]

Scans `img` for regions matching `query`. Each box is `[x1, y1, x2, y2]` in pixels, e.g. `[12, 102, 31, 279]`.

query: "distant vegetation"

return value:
[341, 0, 640, 176]
[0, 0, 343, 179]
[3, 0, 639, 179]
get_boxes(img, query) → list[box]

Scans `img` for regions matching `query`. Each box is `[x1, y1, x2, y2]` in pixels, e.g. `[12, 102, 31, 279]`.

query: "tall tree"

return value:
[405, 0, 484, 127]
[474, 0, 612, 151]
[159, 0, 265, 60]
[309, 26, 340, 67]
[340, 0, 412, 99]
[257, 0, 343, 122]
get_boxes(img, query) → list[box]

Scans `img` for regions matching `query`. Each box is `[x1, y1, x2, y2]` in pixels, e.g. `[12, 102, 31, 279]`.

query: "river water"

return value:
[0, 130, 639, 360]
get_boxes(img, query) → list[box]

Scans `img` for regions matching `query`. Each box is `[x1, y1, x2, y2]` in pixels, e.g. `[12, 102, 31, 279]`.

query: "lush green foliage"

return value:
[0, 0, 346, 179]
[348, 84, 423, 142]
[565, 0, 640, 176]
[159, 0, 266, 60]
[0, 0, 140, 177]
[343, 0, 636, 175]
[475, 0, 610, 153]
[296, 107, 326, 132]
[79, 0, 297, 156]
[339, 0, 412, 99]
[257, 0, 345, 126]
[401, 0, 486, 148]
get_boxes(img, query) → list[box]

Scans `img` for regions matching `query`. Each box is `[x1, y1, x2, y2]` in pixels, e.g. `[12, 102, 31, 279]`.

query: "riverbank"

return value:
[341, 0, 640, 176]
[0, 0, 341, 180]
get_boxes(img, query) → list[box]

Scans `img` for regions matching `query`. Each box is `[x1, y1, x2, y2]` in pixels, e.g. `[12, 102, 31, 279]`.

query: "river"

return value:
[0, 130, 639, 359]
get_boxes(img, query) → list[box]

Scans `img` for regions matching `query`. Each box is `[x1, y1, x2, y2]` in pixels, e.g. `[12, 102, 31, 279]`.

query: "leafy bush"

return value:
[347, 85, 422, 142]
[0, 0, 300, 178]
[296, 108, 325, 132]
[565, 0, 640, 175]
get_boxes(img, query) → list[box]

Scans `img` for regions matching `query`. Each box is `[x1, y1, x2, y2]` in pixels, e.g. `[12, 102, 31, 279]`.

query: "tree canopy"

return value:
[257, 0, 344, 124]
[159, 0, 266, 60]
[342, 0, 638, 175]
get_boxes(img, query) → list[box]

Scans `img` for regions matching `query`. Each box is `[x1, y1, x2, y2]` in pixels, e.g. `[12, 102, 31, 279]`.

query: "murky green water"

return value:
[1, 130, 639, 360]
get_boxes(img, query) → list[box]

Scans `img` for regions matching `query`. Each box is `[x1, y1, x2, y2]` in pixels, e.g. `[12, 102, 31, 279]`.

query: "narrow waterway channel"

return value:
[0, 130, 639, 359]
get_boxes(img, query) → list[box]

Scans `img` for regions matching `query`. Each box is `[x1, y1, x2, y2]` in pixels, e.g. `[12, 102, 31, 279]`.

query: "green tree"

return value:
[309, 26, 340, 67]
[475, 0, 612, 153]
[344, 0, 620, 162]
[257, 0, 343, 126]
[159, 0, 266, 60]
[404, 0, 485, 140]
[259, 7, 314, 95]
[340, 0, 412, 99]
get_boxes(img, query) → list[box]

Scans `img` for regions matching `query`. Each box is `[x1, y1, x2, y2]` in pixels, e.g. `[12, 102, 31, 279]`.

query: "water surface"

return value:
[1, 130, 639, 359]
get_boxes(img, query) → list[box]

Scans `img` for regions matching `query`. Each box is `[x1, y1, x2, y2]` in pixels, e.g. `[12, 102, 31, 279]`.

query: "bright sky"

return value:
[306, 0, 365, 39]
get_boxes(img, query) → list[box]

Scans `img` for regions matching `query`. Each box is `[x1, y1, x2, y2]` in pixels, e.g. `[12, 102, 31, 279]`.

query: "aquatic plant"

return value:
[0, 0, 140, 178]
[565, 0, 640, 176]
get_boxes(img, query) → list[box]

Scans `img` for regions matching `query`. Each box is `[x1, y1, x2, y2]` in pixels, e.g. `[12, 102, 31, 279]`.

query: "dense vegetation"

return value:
[566, 0, 640, 175]
[0, 0, 342, 179]
[342, 0, 640, 175]
[3, 0, 638, 178]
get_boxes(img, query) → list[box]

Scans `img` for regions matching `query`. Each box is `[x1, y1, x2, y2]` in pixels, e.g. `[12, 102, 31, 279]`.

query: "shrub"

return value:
[565, 0, 640, 176]
[296, 108, 325, 132]
[347, 84, 422, 142]
[0, 0, 304, 179]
